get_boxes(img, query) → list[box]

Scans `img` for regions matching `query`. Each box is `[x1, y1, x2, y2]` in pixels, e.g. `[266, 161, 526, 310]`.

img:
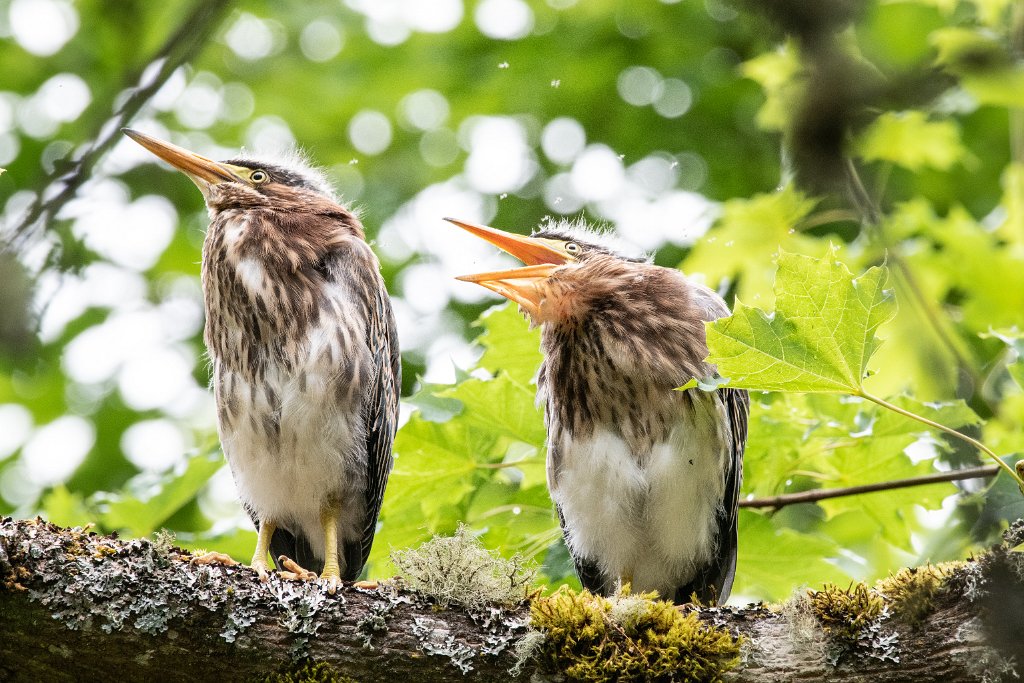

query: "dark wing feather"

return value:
[674, 387, 748, 604]
[269, 525, 319, 573]
[342, 273, 400, 580]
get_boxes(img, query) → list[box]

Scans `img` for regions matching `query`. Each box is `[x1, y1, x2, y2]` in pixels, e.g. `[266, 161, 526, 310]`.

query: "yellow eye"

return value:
[565, 242, 581, 254]
[250, 170, 268, 183]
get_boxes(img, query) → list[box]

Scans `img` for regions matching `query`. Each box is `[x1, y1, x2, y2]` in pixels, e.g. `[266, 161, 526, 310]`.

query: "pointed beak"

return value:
[456, 264, 559, 318]
[122, 128, 239, 194]
[443, 217, 572, 266]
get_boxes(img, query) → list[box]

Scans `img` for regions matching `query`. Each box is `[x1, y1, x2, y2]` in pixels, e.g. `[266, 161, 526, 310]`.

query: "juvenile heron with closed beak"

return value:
[125, 129, 400, 592]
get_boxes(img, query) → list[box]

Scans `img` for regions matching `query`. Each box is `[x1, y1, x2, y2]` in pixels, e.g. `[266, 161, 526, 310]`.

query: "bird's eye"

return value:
[250, 170, 268, 184]
[565, 242, 581, 254]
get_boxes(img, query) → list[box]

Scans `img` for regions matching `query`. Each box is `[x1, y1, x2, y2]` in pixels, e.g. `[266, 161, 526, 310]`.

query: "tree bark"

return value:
[1, 516, 1021, 682]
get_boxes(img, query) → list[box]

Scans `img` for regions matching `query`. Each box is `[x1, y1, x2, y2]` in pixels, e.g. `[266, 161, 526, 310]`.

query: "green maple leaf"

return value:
[706, 247, 896, 393]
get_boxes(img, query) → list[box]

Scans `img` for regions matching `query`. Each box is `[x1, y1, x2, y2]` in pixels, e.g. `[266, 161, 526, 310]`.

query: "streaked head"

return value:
[122, 128, 336, 212]
[447, 217, 647, 324]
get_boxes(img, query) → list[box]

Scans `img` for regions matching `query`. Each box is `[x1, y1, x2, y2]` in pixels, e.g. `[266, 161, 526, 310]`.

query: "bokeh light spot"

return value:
[475, 0, 534, 40]
[653, 78, 693, 118]
[300, 19, 344, 62]
[541, 117, 586, 165]
[349, 110, 393, 156]
[122, 419, 188, 473]
[399, 89, 450, 131]
[9, 0, 78, 56]
[22, 416, 95, 486]
[617, 66, 663, 107]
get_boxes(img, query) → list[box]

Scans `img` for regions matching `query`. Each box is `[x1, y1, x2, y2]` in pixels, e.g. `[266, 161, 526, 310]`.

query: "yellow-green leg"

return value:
[249, 519, 277, 581]
[320, 505, 343, 594]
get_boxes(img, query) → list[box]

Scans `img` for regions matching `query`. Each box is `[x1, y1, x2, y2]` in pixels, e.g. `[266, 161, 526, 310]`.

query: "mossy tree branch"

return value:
[1, 517, 1021, 682]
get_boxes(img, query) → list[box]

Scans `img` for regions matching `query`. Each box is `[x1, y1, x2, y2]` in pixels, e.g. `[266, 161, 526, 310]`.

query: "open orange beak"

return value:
[446, 218, 571, 317]
[122, 128, 240, 196]
[455, 263, 559, 318]
[443, 218, 572, 266]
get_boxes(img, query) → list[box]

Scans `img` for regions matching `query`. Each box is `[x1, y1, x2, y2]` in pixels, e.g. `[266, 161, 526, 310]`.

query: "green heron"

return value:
[124, 129, 400, 591]
[449, 218, 748, 604]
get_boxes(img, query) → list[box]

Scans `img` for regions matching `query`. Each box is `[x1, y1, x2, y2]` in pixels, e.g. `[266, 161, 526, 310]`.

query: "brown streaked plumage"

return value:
[124, 129, 400, 592]
[449, 218, 748, 604]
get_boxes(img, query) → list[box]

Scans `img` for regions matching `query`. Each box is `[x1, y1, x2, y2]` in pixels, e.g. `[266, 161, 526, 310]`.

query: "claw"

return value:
[277, 555, 318, 582]
[352, 580, 379, 590]
[190, 551, 240, 567]
[320, 572, 343, 595]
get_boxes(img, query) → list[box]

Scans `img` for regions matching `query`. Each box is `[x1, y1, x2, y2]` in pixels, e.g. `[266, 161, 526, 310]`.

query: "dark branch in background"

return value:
[4, 0, 233, 259]
[740, 464, 998, 510]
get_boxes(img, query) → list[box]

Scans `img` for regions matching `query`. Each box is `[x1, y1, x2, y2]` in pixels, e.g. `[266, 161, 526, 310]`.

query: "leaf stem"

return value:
[857, 390, 1024, 489]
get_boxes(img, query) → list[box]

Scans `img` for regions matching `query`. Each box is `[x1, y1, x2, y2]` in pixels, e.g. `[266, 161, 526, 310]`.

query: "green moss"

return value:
[808, 583, 884, 641]
[528, 587, 740, 682]
[875, 562, 960, 625]
[265, 661, 357, 683]
[391, 524, 535, 610]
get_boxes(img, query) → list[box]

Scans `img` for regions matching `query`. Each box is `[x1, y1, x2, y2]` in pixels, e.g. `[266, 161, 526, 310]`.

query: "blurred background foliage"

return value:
[0, 0, 1022, 602]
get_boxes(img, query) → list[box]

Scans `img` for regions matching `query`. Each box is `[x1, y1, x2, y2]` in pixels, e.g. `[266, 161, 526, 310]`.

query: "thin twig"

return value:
[739, 464, 998, 509]
[859, 390, 1024, 488]
[6, 0, 233, 257]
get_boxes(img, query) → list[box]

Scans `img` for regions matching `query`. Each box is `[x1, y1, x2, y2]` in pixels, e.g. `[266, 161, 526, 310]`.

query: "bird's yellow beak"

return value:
[443, 218, 573, 266]
[122, 128, 241, 195]
[455, 263, 559, 318]
[446, 217, 570, 318]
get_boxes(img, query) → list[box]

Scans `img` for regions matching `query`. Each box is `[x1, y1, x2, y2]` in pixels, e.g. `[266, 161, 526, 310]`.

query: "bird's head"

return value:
[447, 217, 647, 325]
[122, 128, 337, 213]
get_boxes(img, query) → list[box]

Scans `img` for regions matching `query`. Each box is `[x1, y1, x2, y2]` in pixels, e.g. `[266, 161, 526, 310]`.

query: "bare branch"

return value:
[740, 464, 999, 509]
[5, 0, 233, 258]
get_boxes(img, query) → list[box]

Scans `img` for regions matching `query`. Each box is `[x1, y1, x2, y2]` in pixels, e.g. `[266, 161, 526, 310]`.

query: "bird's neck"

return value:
[199, 212, 373, 380]
[537, 294, 713, 452]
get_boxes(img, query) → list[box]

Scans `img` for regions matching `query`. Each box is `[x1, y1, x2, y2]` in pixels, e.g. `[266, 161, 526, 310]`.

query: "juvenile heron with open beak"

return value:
[124, 129, 400, 592]
[449, 218, 748, 604]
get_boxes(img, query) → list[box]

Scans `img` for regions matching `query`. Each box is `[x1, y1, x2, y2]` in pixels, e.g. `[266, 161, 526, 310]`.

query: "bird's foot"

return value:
[319, 570, 343, 595]
[276, 555, 318, 582]
[189, 551, 240, 568]
[352, 580, 378, 590]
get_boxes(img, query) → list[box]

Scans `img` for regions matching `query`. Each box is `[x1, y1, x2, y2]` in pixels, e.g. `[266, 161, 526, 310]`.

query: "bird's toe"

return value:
[320, 572, 343, 595]
[190, 551, 240, 568]
[277, 555, 318, 582]
[352, 579, 379, 590]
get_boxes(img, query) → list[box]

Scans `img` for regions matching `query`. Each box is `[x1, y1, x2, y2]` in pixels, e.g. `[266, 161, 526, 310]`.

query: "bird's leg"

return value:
[249, 519, 277, 581]
[319, 504, 344, 594]
[619, 571, 634, 595]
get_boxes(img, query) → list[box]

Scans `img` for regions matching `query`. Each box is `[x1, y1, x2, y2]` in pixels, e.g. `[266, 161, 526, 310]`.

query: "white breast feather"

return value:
[217, 317, 370, 566]
[550, 392, 728, 598]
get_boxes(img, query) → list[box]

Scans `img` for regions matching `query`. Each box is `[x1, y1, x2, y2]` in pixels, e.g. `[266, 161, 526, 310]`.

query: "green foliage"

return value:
[707, 248, 895, 393]
[3, 0, 1024, 612]
[529, 588, 740, 682]
[856, 111, 968, 172]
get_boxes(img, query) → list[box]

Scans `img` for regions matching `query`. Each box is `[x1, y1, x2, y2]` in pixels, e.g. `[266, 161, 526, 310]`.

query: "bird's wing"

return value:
[343, 268, 401, 580]
[674, 386, 748, 604]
